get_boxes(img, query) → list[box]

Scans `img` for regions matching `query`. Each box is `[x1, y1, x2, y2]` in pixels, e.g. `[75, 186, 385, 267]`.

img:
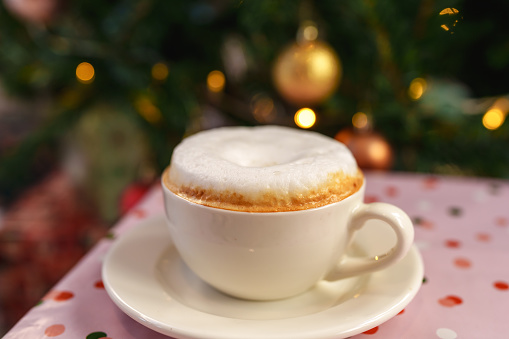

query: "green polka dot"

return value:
[449, 207, 462, 217]
[422, 276, 428, 284]
[86, 332, 108, 339]
[413, 217, 423, 225]
[106, 232, 115, 240]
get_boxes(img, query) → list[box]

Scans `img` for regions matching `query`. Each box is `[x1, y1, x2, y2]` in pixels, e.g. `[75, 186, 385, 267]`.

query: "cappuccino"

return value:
[164, 125, 363, 212]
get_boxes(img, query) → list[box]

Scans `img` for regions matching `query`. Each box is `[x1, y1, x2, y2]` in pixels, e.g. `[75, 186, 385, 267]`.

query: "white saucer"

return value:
[102, 215, 423, 339]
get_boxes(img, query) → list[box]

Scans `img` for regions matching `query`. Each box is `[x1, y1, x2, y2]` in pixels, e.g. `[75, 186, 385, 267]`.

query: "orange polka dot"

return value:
[496, 217, 508, 227]
[438, 295, 463, 307]
[365, 195, 379, 203]
[54, 291, 74, 302]
[445, 239, 461, 248]
[494, 281, 509, 290]
[398, 309, 405, 315]
[386, 186, 398, 197]
[423, 177, 439, 189]
[132, 209, 147, 218]
[420, 220, 434, 230]
[94, 280, 105, 289]
[44, 324, 65, 337]
[476, 233, 491, 242]
[363, 326, 379, 334]
[454, 257, 471, 268]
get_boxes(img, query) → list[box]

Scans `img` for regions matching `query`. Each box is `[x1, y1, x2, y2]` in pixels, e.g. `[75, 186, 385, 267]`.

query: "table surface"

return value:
[4, 172, 509, 339]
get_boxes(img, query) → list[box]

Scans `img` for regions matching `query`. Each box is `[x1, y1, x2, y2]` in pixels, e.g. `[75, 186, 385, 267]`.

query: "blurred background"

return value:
[0, 0, 508, 334]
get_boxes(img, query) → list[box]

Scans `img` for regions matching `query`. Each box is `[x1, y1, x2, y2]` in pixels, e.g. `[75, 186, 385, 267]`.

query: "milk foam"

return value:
[166, 125, 363, 212]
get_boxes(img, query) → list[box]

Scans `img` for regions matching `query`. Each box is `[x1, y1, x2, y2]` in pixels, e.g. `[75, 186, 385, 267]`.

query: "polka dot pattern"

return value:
[445, 239, 461, 248]
[494, 281, 509, 290]
[436, 328, 458, 339]
[44, 324, 65, 337]
[453, 257, 471, 268]
[362, 326, 379, 335]
[438, 295, 463, 307]
[3, 175, 508, 339]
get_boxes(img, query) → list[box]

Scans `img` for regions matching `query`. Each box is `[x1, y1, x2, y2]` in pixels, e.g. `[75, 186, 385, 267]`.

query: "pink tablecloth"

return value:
[4, 172, 509, 339]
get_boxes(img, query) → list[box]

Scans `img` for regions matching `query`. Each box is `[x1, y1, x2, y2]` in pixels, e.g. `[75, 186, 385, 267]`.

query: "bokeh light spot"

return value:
[482, 108, 505, 130]
[76, 62, 95, 84]
[408, 78, 427, 100]
[352, 112, 368, 129]
[294, 108, 316, 129]
[207, 70, 225, 92]
[151, 62, 169, 81]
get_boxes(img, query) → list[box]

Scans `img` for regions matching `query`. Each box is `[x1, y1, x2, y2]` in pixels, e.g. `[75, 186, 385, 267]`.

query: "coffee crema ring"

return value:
[165, 125, 363, 212]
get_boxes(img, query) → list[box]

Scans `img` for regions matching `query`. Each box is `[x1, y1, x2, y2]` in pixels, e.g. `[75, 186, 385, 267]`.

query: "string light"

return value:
[439, 8, 461, 33]
[352, 112, 368, 129]
[482, 97, 509, 130]
[294, 108, 316, 129]
[207, 70, 225, 92]
[482, 108, 505, 130]
[135, 96, 162, 124]
[76, 62, 95, 84]
[408, 78, 427, 100]
[151, 62, 169, 81]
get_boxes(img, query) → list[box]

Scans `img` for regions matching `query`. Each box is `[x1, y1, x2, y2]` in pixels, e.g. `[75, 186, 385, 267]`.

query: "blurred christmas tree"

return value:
[1, 0, 509, 219]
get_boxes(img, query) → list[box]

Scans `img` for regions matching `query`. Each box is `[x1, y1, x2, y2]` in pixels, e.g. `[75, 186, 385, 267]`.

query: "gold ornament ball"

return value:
[335, 128, 394, 170]
[273, 41, 342, 105]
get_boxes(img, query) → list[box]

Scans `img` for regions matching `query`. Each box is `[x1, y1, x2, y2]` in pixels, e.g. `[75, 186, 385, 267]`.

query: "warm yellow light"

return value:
[135, 97, 162, 124]
[439, 8, 459, 15]
[151, 62, 169, 81]
[482, 108, 505, 130]
[294, 108, 316, 129]
[207, 70, 225, 92]
[408, 77, 427, 100]
[76, 62, 95, 84]
[441, 24, 450, 31]
[352, 112, 368, 129]
[303, 25, 318, 41]
[368, 139, 390, 163]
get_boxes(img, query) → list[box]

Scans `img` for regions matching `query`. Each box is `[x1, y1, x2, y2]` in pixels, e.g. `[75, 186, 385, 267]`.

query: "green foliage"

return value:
[1, 0, 508, 204]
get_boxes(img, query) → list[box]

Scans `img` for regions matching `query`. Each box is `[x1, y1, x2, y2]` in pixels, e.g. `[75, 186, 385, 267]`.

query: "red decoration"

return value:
[334, 128, 393, 170]
[438, 295, 463, 307]
[119, 182, 150, 215]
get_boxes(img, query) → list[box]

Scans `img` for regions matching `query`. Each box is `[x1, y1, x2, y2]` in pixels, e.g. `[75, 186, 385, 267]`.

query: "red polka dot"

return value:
[132, 209, 147, 218]
[420, 219, 434, 230]
[494, 281, 509, 290]
[365, 195, 379, 203]
[44, 324, 65, 337]
[398, 309, 405, 315]
[363, 326, 379, 334]
[445, 239, 461, 248]
[53, 291, 74, 302]
[423, 177, 439, 189]
[454, 257, 472, 268]
[94, 280, 105, 289]
[386, 186, 398, 197]
[496, 217, 508, 227]
[438, 295, 463, 307]
[476, 233, 491, 242]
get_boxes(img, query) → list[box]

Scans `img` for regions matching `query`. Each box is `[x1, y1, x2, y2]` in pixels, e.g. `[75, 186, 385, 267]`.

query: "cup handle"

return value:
[325, 202, 414, 281]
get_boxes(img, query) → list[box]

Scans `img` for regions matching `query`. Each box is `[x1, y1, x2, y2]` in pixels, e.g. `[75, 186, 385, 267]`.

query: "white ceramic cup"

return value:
[162, 178, 414, 301]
